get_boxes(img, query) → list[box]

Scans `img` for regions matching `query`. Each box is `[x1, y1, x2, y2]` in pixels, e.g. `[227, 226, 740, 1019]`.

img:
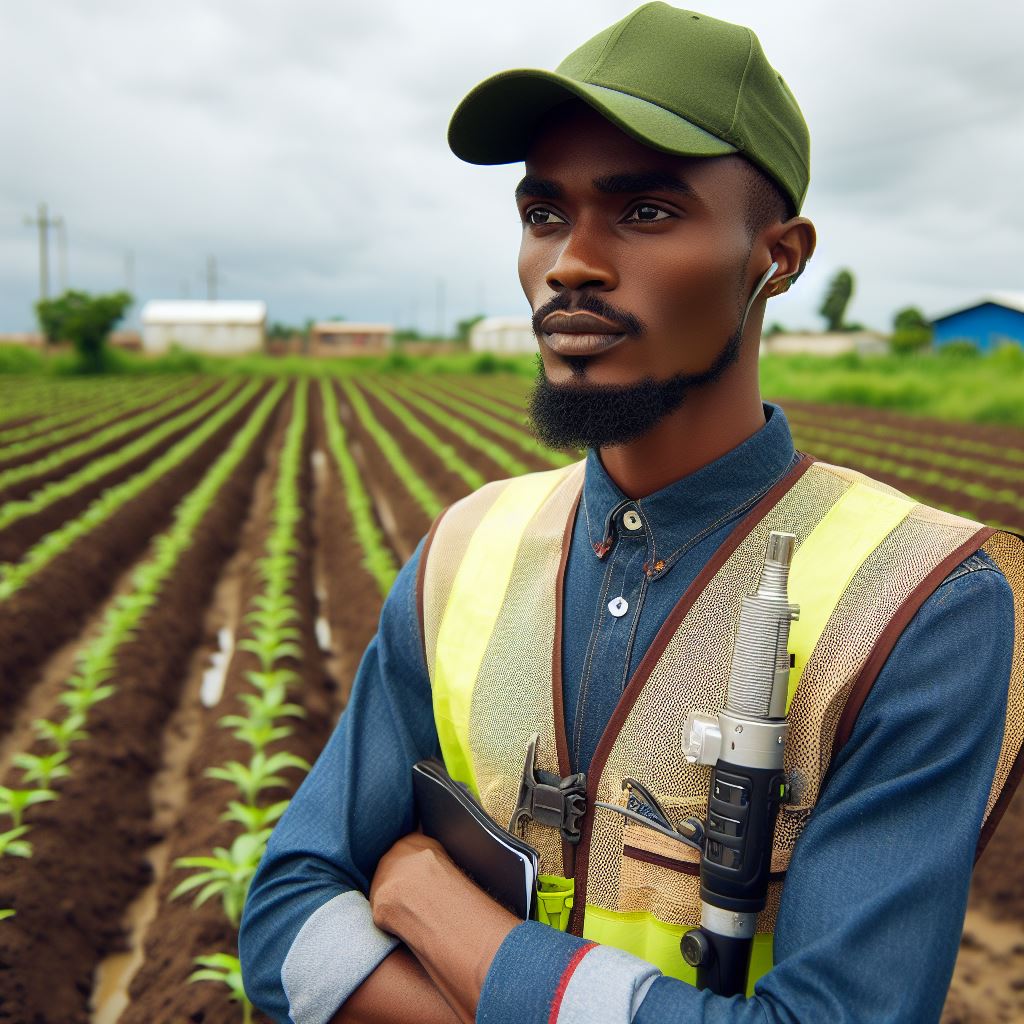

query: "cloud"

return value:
[1, 0, 1020, 334]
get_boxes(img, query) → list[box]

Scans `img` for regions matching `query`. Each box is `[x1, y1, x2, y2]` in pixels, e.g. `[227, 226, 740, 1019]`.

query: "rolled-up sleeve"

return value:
[478, 556, 1014, 1024]
[239, 532, 439, 1023]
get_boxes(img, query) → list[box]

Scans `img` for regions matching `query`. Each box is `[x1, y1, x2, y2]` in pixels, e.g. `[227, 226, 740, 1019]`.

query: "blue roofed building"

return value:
[931, 293, 1024, 351]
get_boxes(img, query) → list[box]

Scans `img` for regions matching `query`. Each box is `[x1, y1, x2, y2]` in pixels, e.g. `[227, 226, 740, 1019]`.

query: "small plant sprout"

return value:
[221, 799, 290, 834]
[13, 751, 70, 789]
[238, 632, 303, 672]
[189, 952, 254, 1024]
[205, 751, 311, 806]
[0, 825, 33, 858]
[217, 716, 294, 754]
[58, 683, 115, 716]
[33, 713, 89, 753]
[0, 787, 57, 829]
[170, 829, 272, 927]
[0, 909, 15, 922]
[244, 668, 301, 694]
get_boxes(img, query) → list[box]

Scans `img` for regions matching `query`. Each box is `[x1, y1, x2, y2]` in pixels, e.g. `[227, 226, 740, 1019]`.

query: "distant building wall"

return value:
[140, 301, 267, 355]
[469, 317, 536, 353]
[760, 331, 889, 356]
[933, 303, 1024, 351]
[310, 323, 393, 356]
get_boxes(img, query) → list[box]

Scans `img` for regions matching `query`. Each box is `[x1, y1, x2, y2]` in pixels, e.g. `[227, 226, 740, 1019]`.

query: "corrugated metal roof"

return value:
[141, 300, 267, 325]
[932, 292, 1024, 322]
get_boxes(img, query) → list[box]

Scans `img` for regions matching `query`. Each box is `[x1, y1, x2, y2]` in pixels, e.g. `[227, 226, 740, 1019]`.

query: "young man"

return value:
[240, 6, 1023, 1022]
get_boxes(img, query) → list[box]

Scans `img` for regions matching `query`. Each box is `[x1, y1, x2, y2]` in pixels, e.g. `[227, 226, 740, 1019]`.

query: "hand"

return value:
[369, 831, 456, 938]
[368, 832, 520, 1024]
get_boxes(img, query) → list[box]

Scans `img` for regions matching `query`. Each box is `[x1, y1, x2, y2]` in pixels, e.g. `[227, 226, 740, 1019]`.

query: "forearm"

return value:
[333, 946, 460, 1024]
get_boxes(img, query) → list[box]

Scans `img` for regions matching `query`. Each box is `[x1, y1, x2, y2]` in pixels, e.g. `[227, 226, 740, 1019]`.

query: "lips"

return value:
[541, 311, 629, 357]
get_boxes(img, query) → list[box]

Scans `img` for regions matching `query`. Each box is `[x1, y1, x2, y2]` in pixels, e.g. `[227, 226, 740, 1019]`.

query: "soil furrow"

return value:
[117, 384, 334, 1023]
[0, 391, 277, 1024]
[0, 384, 269, 744]
[334, 379, 428, 561]
[0, 381, 218, 502]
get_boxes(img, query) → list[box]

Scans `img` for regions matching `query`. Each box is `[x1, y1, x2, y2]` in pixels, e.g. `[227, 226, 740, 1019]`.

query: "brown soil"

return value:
[943, 910, 1024, 1023]
[0, 385, 268, 741]
[0, 385, 203, 479]
[387, 376, 557, 474]
[777, 399, 1024, 454]
[334, 379, 431, 560]
[0, 381, 216, 497]
[0, 382, 248, 562]
[0, 390, 277, 1024]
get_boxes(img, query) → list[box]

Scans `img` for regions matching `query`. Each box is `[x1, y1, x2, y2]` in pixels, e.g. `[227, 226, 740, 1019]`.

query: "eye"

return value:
[623, 203, 672, 223]
[524, 207, 567, 226]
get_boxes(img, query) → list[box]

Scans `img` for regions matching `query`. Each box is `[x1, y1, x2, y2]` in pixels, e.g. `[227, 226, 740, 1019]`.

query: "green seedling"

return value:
[205, 751, 311, 806]
[0, 910, 15, 922]
[171, 829, 272, 927]
[33, 713, 89, 753]
[244, 668, 301, 694]
[59, 683, 115, 716]
[0, 787, 57, 829]
[0, 826, 33, 858]
[238, 635, 303, 671]
[237, 687, 305, 724]
[189, 952, 253, 1024]
[218, 716, 294, 753]
[13, 751, 70, 788]
[221, 799, 290, 834]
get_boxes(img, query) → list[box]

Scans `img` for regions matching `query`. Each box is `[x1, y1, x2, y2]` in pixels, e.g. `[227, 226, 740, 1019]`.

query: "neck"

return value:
[597, 363, 766, 500]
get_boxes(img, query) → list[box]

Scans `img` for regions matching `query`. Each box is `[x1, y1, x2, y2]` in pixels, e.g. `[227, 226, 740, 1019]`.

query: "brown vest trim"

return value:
[416, 507, 450, 676]
[832, 526, 996, 755]
[567, 452, 815, 935]
[980, 737, 1024, 860]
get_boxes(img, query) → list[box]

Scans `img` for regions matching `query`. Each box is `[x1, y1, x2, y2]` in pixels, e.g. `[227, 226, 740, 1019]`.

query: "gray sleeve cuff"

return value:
[555, 944, 662, 1024]
[281, 890, 400, 1024]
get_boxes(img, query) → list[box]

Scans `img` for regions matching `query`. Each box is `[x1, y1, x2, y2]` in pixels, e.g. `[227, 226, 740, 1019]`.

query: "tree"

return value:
[890, 306, 933, 355]
[455, 314, 486, 344]
[35, 289, 133, 371]
[818, 269, 854, 332]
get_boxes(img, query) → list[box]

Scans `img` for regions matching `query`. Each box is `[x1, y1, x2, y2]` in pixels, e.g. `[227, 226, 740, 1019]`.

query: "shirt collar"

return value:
[579, 402, 797, 571]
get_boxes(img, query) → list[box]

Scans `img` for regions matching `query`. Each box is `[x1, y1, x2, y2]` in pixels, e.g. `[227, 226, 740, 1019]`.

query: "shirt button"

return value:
[622, 509, 643, 531]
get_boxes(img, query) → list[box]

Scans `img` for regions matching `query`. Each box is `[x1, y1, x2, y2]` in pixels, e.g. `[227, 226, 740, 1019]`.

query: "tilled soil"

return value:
[0, 380, 216, 501]
[0, 384, 268, 740]
[0, 389, 277, 1023]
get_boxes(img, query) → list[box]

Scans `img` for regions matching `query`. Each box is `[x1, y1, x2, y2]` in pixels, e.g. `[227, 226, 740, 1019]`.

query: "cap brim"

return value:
[448, 68, 737, 164]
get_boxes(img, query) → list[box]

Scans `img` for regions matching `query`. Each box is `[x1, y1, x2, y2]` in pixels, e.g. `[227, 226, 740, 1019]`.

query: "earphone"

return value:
[738, 260, 780, 337]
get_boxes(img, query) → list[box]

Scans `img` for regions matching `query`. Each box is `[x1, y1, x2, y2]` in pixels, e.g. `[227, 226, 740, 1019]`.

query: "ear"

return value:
[766, 217, 816, 296]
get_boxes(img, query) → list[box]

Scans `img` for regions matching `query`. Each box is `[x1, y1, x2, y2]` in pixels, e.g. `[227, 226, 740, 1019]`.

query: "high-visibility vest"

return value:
[418, 454, 1024, 994]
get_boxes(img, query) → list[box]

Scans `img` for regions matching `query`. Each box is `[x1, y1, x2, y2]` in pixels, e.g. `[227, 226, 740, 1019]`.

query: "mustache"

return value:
[531, 292, 646, 338]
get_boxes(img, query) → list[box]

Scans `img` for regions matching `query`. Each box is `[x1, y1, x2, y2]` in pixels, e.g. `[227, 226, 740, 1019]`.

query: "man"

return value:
[240, 6, 1022, 1023]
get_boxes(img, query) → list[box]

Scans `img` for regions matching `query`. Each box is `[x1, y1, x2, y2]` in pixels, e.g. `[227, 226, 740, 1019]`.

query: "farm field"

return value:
[0, 370, 1021, 1023]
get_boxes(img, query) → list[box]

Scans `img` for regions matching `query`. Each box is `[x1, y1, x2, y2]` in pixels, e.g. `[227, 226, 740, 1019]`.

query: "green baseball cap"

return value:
[448, 2, 810, 212]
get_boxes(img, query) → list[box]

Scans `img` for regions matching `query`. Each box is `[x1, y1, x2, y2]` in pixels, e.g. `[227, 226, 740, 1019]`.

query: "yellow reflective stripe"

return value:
[433, 467, 572, 793]
[582, 904, 773, 993]
[787, 481, 915, 710]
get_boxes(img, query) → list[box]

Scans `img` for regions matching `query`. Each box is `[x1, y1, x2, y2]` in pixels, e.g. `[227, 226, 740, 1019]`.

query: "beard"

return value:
[526, 320, 745, 451]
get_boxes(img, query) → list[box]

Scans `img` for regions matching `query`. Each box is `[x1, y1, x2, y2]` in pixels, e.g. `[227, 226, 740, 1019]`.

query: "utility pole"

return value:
[24, 202, 61, 302]
[435, 277, 445, 340]
[54, 216, 68, 293]
[206, 255, 218, 301]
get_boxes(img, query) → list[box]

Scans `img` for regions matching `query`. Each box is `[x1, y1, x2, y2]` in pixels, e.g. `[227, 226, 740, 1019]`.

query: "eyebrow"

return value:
[514, 170, 699, 202]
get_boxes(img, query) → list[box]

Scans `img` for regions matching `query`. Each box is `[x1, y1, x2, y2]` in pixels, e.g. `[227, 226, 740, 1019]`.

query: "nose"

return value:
[545, 225, 618, 293]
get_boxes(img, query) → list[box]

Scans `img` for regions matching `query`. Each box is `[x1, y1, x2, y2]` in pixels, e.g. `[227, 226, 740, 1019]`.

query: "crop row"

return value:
[0, 379, 257, 599]
[0, 378, 215, 493]
[0, 376, 175, 448]
[0, 381, 286, 927]
[320, 378, 398, 597]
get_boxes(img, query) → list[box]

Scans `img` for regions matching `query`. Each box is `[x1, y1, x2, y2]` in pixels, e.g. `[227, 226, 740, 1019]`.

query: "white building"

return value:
[140, 301, 267, 355]
[759, 330, 889, 356]
[469, 316, 537, 354]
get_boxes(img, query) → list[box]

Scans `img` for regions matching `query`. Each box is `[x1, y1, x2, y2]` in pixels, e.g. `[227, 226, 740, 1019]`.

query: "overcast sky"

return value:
[2, 0, 1021, 334]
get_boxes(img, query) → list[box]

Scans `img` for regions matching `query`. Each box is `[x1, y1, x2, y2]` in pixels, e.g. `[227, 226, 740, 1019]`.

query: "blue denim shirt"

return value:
[240, 403, 1014, 1024]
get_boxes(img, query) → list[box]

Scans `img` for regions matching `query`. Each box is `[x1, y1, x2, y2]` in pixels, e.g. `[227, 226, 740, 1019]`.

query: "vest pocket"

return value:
[618, 817, 703, 927]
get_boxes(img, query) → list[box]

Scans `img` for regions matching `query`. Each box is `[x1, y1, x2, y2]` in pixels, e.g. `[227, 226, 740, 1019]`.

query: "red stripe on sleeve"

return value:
[547, 942, 598, 1024]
